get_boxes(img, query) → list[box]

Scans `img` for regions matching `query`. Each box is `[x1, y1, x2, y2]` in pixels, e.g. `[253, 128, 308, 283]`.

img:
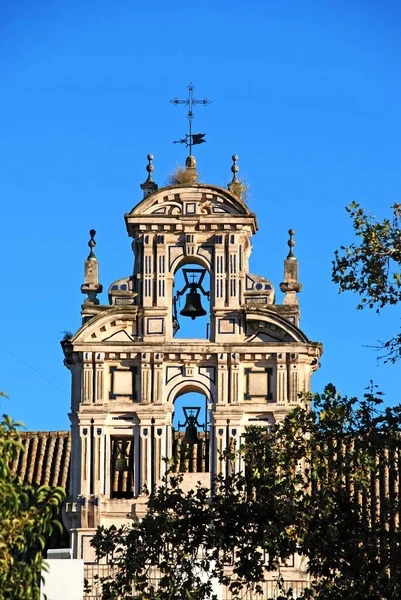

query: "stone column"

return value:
[152, 353, 164, 404]
[229, 352, 240, 404]
[94, 352, 105, 405]
[93, 426, 104, 496]
[288, 353, 299, 404]
[69, 416, 81, 499]
[104, 428, 112, 499]
[228, 234, 240, 307]
[80, 425, 91, 497]
[154, 426, 165, 484]
[217, 353, 228, 405]
[140, 425, 152, 489]
[155, 235, 167, 303]
[214, 234, 225, 309]
[140, 353, 151, 404]
[276, 352, 288, 405]
[133, 424, 141, 496]
[82, 352, 93, 405]
[142, 233, 154, 306]
[214, 424, 228, 477]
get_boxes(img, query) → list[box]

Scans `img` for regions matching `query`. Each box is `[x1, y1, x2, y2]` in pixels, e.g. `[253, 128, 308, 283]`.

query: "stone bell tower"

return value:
[62, 154, 322, 561]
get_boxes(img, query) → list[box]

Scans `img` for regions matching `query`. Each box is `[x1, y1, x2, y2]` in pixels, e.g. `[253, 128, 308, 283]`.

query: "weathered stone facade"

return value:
[61, 156, 323, 564]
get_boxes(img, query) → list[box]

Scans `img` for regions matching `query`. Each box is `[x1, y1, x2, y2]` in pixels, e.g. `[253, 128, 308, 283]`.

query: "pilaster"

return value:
[82, 352, 93, 405]
[217, 353, 229, 405]
[94, 352, 105, 405]
[142, 233, 154, 306]
[140, 353, 151, 404]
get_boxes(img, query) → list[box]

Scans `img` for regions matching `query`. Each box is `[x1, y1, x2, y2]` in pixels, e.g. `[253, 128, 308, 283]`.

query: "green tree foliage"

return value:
[0, 414, 66, 600]
[91, 385, 401, 600]
[332, 201, 401, 362]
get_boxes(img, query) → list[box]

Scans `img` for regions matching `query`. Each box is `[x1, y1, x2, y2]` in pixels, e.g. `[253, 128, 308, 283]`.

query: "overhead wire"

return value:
[0, 343, 69, 396]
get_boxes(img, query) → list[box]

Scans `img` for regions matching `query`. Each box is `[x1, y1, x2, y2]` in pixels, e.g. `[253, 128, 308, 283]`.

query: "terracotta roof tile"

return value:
[15, 431, 71, 491]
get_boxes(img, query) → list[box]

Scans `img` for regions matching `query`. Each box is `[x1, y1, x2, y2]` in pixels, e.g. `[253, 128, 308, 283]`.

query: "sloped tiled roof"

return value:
[13, 431, 71, 490]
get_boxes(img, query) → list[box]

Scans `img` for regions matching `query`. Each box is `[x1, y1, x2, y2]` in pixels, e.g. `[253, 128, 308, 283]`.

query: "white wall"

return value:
[41, 559, 84, 600]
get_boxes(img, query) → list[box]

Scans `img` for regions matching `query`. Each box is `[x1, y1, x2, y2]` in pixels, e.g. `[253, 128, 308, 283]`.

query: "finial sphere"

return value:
[87, 229, 97, 259]
[287, 229, 296, 258]
[230, 155, 239, 182]
[147, 154, 154, 161]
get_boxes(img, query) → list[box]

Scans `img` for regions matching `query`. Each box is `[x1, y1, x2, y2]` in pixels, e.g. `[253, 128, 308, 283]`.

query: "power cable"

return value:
[0, 343, 69, 396]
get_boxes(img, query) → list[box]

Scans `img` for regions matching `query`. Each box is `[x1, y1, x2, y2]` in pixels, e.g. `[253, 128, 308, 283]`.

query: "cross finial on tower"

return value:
[171, 83, 211, 156]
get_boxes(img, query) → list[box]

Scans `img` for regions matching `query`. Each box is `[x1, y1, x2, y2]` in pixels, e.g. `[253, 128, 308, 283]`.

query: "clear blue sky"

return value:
[1, 0, 400, 431]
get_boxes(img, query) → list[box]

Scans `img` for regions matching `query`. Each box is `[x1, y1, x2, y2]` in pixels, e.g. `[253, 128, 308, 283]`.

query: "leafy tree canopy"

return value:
[91, 385, 401, 600]
[0, 413, 66, 600]
[332, 201, 401, 362]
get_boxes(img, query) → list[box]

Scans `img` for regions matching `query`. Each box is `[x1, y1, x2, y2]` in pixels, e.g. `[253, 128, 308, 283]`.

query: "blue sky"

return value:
[1, 0, 400, 431]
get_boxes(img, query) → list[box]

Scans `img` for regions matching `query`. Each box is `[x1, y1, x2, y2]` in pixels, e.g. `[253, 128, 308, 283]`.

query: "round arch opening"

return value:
[173, 261, 211, 340]
[172, 390, 211, 474]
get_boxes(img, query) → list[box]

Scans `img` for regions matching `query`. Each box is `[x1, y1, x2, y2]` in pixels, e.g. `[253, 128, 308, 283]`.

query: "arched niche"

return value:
[172, 261, 211, 340]
[170, 388, 212, 475]
[171, 252, 212, 275]
[167, 378, 215, 405]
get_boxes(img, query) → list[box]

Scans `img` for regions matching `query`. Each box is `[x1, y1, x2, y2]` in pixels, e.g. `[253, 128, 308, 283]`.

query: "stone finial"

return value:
[230, 154, 239, 183]
[140, 154, 158, 198]
[228, 155, 246, 199]
[81, 229, 103, 305]
[145, 154, 155, 182]
[87, 229, 97, 259]
[287, 228, 296, 259]
[185, 155, 197, 171]
[280, 228, 302, 306]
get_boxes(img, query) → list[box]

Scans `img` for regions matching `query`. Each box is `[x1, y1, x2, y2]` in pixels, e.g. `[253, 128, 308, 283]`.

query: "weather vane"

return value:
[170, 83, 211, 155]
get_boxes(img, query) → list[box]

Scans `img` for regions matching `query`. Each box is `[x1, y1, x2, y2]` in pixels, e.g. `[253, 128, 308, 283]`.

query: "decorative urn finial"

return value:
[230, 154, 239, 183]
[140, 154, 158, 198]
[280, 228, 302, 305]
[87, 229, 97, 260]
[228, 155, 245, 199]
[287, 229, 296, 259]
[81, 229, 103, 305]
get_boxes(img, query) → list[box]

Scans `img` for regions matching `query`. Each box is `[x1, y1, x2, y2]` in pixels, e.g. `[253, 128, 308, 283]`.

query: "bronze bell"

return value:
[183, 416, 199, 444]
[180, 286, 207, 320]
[115, 457, 128, 472]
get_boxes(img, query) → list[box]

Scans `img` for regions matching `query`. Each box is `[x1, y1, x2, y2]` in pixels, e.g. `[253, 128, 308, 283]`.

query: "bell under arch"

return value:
[172, 391, 211, 474]
[173, 262, 211, 339]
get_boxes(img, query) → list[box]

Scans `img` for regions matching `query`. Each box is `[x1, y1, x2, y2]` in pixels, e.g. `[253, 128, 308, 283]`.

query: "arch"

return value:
[244, 310, 309, 344]
[171, 252, 211, 275]
[167, 378, 215, 405]
[173, 260, 212, 340]
[127, 184, 252, 218]
[70, 307, 138, 343]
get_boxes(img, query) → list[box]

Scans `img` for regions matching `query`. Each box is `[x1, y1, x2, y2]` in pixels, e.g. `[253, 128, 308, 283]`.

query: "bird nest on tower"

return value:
[168, 164, 199, 185]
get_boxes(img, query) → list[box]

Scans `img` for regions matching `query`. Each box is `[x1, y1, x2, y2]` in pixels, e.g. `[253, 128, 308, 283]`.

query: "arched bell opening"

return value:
[172, 392, 210, 473]
[172, 262, 211, 339]
[110, 436, 135, 499]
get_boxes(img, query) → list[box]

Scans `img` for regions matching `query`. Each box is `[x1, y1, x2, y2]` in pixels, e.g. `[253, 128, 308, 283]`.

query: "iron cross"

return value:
[170, 83, 211, 155]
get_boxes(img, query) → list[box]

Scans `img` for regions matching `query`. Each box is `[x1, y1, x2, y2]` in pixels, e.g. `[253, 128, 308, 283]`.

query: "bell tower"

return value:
[62, 154, 322, 561]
